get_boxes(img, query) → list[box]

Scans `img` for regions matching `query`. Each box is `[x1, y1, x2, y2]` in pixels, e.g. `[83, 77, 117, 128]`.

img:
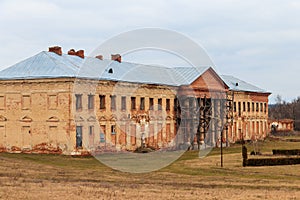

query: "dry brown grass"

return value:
[0, 138, 300, 200]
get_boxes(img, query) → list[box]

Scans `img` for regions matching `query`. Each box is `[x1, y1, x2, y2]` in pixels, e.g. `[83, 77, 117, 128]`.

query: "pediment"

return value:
[99, 116, 107, 121]
[120, 114, 129, 121]
[75, 116, 84, 122]
[47, 116, 59, 122]
[0, 115, 7, 122]
[131, 115, 137, 121]
[165, 116, 172, 120]
[20, 115, 32, 122]
[190, 68, 228, 93]
[110, 114, 117, 121]
[87, 116, 97, 122]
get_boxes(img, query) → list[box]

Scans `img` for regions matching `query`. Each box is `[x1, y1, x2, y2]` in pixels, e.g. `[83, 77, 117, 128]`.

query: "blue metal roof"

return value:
[221, 75, 269, 93]
[0, 51, 210, 86]
[0, 51, 80, 79]
[0, 51, 269, 93]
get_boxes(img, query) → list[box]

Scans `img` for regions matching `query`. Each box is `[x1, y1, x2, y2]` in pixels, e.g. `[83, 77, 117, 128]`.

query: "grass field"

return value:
[0, 136, 300, 200]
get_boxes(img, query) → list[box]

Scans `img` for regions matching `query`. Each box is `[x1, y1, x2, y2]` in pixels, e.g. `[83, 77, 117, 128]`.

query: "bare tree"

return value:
[269, 95, 300, 130]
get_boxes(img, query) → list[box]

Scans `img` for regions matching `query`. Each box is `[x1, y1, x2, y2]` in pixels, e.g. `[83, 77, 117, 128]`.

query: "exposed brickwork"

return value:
[0, 66, 270, 155]
[48, 46, 62, 55]
[229, 91, 270, 142]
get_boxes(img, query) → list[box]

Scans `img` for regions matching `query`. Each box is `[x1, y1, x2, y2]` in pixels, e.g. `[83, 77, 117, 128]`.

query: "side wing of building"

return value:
[0, 78, 74, 153]
[221, 75, 271, 142]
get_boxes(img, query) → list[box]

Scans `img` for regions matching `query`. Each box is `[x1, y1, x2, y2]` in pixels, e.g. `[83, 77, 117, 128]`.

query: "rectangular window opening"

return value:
[111, 125, 116, 134]
[110, 95, 116, 110]
[140, 97, 145, 110]
[233, 102, 236, 112]
[149, 98, 154, 110]
[76, 126, 83, 148]
[174, 98, 178, 112]
[100, 125, 106, 143]
[121, 96, 126, 110]
[75, 94, 82, 110]
[89, 126, 94, 135]
[247, 102, 250, 112]
[158, 98, 162, 111]
[88, 94, 94, 110]
[131, 97, 136, 110]
[166, 99, 170, 111]
[99, 95, 106, 109]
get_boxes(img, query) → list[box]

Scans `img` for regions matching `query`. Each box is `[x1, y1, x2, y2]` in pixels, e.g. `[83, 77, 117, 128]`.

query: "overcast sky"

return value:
[0, 0, 299, 103]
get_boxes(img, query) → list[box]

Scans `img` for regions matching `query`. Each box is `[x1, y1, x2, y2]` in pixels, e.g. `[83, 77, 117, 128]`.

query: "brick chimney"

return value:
[67, 49, 84, 59]
[75, 50, 84, 59]
[67, 49, 76, 55]
[111, 54, 121, 63]
[95, 55, 103, 60]
[49, 46, 62, 55]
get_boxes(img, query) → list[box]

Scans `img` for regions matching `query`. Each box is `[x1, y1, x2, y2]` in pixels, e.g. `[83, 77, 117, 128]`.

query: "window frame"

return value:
[149, 98, 154, 110]
[75, 94, 82, 111]
[131, 97, 136, 110]
[158, 98, 162, 111]
[247, 102, 250, 112]
[99, 95, 106, 110]
[88, 94, 94, 110]
[166, 99, 170, 111]
[140, 97, 145, 110]
[110, 95, 116, 110]
[111, 125, 116, 135]
[121, 96, 126, 111]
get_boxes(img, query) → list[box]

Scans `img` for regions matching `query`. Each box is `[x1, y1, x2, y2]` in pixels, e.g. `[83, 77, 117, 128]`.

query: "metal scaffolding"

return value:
[175, 91, 233, 150]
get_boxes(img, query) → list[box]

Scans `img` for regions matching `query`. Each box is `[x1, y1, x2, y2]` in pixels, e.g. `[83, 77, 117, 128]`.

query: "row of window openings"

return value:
[75, 94, 172, 111]
[77, 125, 132, 147]
[79, 124, 166, 139]
[233, 102, 267, 115]
[77, 124, 168, 147]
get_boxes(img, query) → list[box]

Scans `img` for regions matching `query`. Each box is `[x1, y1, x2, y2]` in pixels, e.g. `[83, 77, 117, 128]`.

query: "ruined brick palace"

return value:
[0, 46, 270, 154]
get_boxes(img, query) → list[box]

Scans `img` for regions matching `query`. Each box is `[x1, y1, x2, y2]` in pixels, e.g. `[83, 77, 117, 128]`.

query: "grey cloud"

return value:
[0, 0, 299, 103]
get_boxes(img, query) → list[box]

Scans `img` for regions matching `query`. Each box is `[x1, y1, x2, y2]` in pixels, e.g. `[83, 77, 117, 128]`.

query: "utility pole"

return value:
[221, 129, 223, 167]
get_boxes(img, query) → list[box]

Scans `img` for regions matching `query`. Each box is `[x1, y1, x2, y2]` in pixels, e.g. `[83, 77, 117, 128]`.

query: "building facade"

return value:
[269, 119, 294, 132]
[0, 47, 270, 154]
[222, 75, 271, 142]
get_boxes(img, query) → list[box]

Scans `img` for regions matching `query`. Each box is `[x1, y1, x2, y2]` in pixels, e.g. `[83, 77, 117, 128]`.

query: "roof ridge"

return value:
[43, 51, 78, 71]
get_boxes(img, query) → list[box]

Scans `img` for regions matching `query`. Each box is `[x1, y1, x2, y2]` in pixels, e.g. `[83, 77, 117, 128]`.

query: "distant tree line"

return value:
[269, 95, 300, 130]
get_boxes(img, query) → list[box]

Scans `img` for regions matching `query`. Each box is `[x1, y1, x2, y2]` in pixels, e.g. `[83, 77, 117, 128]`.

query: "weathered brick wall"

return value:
[0, 79, 73, 153]
[230, 91, 269, 142]
[72, 79, 178, 152]
[0, 74, 270, 154]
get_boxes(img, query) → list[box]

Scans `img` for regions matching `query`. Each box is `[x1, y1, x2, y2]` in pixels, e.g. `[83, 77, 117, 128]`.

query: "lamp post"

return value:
[207, 115, 225, 168]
